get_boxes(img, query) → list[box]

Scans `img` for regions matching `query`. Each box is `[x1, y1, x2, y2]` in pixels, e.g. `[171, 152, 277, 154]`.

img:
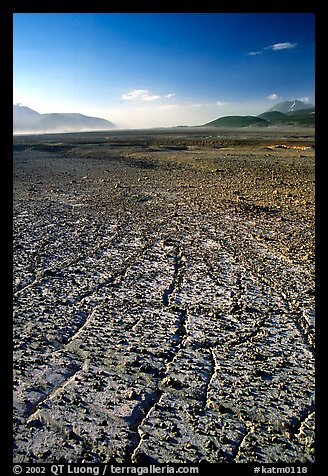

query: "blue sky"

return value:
[13, 13, 315, 128]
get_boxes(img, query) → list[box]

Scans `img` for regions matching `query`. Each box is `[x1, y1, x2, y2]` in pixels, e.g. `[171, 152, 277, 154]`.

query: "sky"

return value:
[13, 13, 315, 129]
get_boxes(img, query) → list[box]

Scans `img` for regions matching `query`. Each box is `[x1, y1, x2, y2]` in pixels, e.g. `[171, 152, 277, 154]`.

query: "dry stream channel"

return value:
[13, 129, 315, 464]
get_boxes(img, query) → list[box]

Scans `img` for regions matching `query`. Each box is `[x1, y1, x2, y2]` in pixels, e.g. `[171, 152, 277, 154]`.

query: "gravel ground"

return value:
[13, 129, 315, 464]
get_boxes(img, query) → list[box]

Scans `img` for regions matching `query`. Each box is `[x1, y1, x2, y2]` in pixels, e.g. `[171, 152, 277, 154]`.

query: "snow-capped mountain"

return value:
[266, 100, 314, 114]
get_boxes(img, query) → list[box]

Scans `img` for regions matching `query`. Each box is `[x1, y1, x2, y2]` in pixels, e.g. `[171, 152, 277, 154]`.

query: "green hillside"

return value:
[258, 111, 288, 122]
[287, 107, 315, 115]
[203, 115, 269, 128]
[285, 109, 315, 125]
[260, 109, 315, 126]
[202, 107, 314, 128]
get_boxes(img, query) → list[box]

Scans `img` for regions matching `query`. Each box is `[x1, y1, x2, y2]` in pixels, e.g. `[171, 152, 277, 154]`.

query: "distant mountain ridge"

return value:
[13, 105, 116, 133]
[266, 100, 314, 114]
[202, 100, 315, 128]
[203, 116, 268, 128]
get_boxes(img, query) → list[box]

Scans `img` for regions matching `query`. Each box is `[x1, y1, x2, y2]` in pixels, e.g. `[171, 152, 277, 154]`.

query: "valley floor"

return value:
[13, 129, 315, 465]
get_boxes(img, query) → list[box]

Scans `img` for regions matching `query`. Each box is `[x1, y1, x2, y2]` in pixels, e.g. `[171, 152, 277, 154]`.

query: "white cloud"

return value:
[121, 89, 159, 101]
[297, 96, 310, 104]
[121, 89, 175, 102]
[216, 101, 230, 107]
[267, 42, 297, 51]
[267, 94, 280, 100]
[249, 42, 297, 57]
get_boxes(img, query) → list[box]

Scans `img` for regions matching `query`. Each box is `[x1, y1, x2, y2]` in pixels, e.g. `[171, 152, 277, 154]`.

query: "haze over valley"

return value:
[13, 104, 116, 134]
[14, 99, 314, 134]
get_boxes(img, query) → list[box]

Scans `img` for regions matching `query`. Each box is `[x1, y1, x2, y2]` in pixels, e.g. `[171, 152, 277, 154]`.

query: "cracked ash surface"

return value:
[13, 128, 315, 464]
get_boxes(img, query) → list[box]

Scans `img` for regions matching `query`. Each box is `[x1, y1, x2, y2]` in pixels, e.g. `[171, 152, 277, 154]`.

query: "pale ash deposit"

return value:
[13, 129, 315, 464]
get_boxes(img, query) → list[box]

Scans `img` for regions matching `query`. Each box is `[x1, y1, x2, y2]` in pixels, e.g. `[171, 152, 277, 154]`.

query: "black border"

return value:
[4, 3, 322, 475]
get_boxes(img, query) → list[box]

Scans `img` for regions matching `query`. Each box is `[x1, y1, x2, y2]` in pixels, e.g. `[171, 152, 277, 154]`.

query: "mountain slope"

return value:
[259, 109, 315, 126]
[258, 111, 288, 122]
[13, 105, 116, 133]
[266, 100, 314, 114]
[36, 113, 114, 132]
[13, 105, 41, 130]
[200, 100, 315, 128]
[203, 115, 268, 128]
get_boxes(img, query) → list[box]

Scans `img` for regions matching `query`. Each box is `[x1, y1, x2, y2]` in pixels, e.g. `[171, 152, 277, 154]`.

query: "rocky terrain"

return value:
[13, 128, 315, 464]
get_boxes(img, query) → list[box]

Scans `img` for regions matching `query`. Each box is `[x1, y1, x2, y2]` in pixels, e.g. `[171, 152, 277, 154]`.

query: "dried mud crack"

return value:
[13, 128, 315, 464]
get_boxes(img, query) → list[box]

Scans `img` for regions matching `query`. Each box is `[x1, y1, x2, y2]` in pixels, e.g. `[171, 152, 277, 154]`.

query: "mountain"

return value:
[259, 108, 315, 126]
[13, 105, 42, 131]
[265, 100, 314, 114]
[203, 115, 268, 128]
[257, 111, 287, 122]
[13, 105, 116, 133]
[200, 100, 315, 128]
